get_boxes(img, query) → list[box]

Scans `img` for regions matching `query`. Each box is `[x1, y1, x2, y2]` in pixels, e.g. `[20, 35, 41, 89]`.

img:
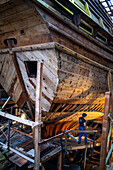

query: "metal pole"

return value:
[1, 96, 11, 109]
[7, 119, 10, 150]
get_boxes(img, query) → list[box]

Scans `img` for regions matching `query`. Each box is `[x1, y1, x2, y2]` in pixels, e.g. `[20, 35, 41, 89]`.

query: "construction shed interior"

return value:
[0, 0, 113, 169]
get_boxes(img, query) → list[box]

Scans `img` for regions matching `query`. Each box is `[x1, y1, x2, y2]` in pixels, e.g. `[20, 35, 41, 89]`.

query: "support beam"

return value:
[108, 71, 113, 117]
[58, 152, 62, 170]
[99, 92, 111, 170]
[39, 129, 72, 145]
[11, 52, 34, 120]
[1, 96, 11, 109]
[0, 42, 55, 53]
[55, 43, 113, 73]
[0, 110, 42, 128]
[84, 146, 87, 169]
[49, 23, 112, 61]
[34, 62, 43, 170]
[7, 119, 10, 150]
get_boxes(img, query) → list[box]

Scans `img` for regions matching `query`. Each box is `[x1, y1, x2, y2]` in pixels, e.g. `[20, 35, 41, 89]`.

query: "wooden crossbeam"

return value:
[0, 111, 42, 128]
[39, 129, 97, 145]
[55, 43, 113, 73]
[68, 142, 101, 150]
[71, 130, 98, 133]
[39, 129, 72, 145]
[0, 42, 55, 53]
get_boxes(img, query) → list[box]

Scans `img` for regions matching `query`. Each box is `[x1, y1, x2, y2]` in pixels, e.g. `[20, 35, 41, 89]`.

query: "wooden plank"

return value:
[9, 154, 27, 167]
[39, 129, 72, 145]
[34, 62, 43, 170]
[54, 104, 62, 112]
[0, 110, 42, 127]
[55, 43, 113, 73]
[41, 146, 61, 163]
[99, 92, 111, 170]
[48, 23, 113, 62]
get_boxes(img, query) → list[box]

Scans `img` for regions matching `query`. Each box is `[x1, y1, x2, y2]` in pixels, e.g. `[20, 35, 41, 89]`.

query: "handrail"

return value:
[0, 110, 42, 128]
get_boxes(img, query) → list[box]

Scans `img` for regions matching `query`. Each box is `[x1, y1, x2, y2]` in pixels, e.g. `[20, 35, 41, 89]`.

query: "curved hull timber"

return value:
[0, 44, 58, 118]
[0, 43, 110, 122]
[0, 0, 113, 124]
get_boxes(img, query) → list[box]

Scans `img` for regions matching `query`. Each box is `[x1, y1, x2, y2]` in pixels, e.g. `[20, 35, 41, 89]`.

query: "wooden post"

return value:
[107, 71, 113, 163]
[108, 71, 113, 116]
[34, 62, 43, 170]
[99, 92, 111, 170]
[58, 152, 62, 170]
[65, 134, 67, 155]
[84, 146, 87, 170]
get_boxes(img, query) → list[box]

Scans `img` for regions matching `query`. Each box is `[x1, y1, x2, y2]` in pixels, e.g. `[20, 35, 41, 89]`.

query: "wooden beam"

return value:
[68, 142, 101, 150]
[108, 71, 113, 117]
[11, 52, 34, 120]
[0, 123, 33, 138]
[1, 96, 11, 109]
[99, 92, 111, 170]
[39, 129, 72, 145]
[39, 129, 97, 145]
[0, 110, 42, 127]
[58, 152, 62, 170]
[55, 43, 113, 73]
[71, 130, 98, 133]
[84, 146, 87, 169]
[0, 42, 55, 54]
[34, 62, 43, 170]
[49, 23, 112, 62]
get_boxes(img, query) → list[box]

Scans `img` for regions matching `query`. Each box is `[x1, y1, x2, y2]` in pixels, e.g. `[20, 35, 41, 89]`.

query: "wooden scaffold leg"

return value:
[34, 62, 43, 170]
[99, 92, 111, 170]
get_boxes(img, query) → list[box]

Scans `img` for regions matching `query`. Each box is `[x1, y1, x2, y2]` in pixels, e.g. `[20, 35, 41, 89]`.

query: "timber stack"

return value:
[0, 0, 113, 169]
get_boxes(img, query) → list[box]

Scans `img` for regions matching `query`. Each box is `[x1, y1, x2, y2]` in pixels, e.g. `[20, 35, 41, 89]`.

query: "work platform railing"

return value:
[0, 108, 98, 169]
[0, 109, 42, 163]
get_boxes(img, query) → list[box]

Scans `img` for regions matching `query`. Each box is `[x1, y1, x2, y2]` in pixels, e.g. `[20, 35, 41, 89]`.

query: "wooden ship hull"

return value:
[0, 0, 113, 130]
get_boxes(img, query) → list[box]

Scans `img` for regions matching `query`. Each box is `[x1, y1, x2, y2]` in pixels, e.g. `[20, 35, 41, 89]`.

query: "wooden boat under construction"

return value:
[0, 0, 113, 169]
[0, 0, 112, 121]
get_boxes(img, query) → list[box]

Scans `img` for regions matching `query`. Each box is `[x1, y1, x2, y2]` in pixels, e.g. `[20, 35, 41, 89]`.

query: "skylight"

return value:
[99, 0, 113, 21]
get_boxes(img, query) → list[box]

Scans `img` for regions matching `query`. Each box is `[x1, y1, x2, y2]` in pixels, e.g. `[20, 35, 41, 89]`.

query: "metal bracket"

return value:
[32, 121, 43, 129]
[108, 113, 113, 121]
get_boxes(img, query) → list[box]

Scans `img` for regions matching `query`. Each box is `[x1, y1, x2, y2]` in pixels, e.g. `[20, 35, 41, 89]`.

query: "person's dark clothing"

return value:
[78, 116, 87, 144]
[79, 117, 86, 127]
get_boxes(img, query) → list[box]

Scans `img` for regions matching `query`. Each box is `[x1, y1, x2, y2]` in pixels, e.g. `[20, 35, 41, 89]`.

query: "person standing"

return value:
[78, 113, 87, 144]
